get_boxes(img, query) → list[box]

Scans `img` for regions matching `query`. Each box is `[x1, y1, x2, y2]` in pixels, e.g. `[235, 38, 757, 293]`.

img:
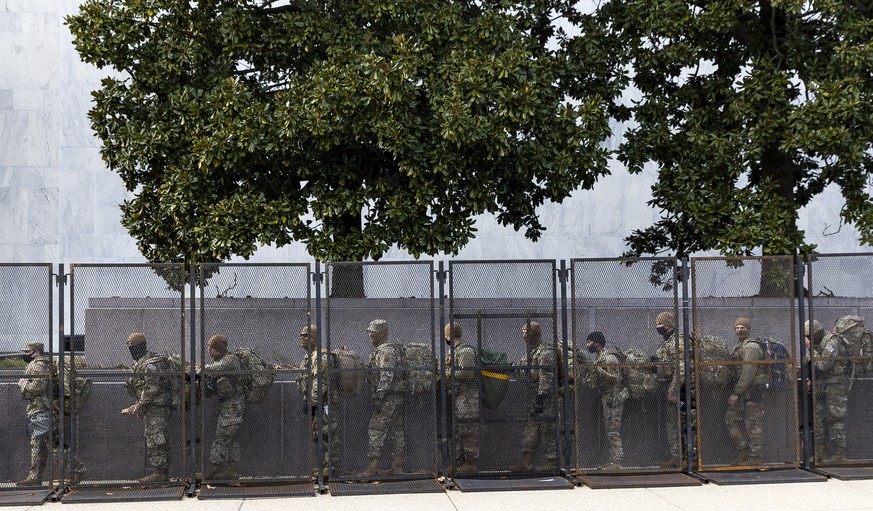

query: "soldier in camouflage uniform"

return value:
[445, 321, 480, 474]
[724, 317, 767, 466]
[201, 334, 247, 480]
[124, 332, 176, 483]
[654, 311, 693, 469]
[294, 323, 339, 477]
[509, 321, 557, 472]
[585, 331, 628, 471]
[811, 316, 855, 463]
[17, 342, 88, 486]
[365, 319, 407, 476]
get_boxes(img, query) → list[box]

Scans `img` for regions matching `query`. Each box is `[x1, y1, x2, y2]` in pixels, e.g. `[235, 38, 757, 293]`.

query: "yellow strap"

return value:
[480, 370, 509, 381]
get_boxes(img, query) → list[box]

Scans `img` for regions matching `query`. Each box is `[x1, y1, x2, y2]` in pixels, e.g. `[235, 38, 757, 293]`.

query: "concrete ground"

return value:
[5, 476, 873, 511]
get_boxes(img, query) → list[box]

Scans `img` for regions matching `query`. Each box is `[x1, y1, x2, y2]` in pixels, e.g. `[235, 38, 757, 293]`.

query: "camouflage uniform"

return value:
[655, 331, 695, 463]
[515, 342, 558, 466]
[202, 352, 247, 467]
[447, 343, 480, 467]
[366, 341, 407, 462]
[127, 351, 175, 471]
[725, 339, 767, 461]
[812, 332, 850, 460]
[19, 354, 54, 484]
[295, 347, 339, 471]
[589, 349, 628, 466]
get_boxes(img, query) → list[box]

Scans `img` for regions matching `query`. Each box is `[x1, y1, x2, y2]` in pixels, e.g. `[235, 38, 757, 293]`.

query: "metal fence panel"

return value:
[0, 264, 55, 489]
[448, 260, 559, 476]
[806, 254, 873, 466]
[198, 263, 312, 482]
[691, 257, 799, 471]
[325, 261, 437, 481]
[570, 258, 680, 474]
[69, 264, 187, 484]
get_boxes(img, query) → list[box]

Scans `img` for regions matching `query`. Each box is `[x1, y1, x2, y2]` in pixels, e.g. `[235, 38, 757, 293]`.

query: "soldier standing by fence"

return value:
[201, 334, 247, 480]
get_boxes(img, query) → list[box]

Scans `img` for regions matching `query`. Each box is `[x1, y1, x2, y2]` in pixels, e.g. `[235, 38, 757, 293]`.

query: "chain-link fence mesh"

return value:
[324, 261, 437, 481]
[69, 264, 187, 484]
[806, 254, 873, 466]
[197, 263, 311, 483]
[570, 258, 680, 474]
[447, 260, 559, 476]
[0, 264, 55, 489]
[691, 257, 799, 471]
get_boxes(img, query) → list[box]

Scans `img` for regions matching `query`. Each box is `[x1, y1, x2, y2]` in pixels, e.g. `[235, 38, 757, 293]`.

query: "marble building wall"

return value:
[0, 0, 867, 268]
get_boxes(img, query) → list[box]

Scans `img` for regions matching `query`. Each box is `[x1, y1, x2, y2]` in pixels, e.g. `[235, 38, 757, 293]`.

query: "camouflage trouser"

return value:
[453, 386, 480, 463]
[367, 393, 406, 459]
[311, 395, 340, 469]
[724, 388, 764, 456]
[601, 390, 627, 463]
[209, 396, 247, 465]
[814, 378, 849, 452]
[665, 396, 696, 460]
[521, 399, 557, 461]
[25, 411, 52, 478]
[144, 405, 172, 470]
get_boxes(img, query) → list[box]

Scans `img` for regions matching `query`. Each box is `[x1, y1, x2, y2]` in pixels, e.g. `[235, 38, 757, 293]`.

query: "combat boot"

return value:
[71, 466, 90, 485]
[386, 455, 404, 475]
[745, 453, 762, 466]
[222, 462, 240, 479]
[659, 458, 680, 469]
[535, 459, 558, 472]
[730, 448, 750, 465]
[138, 467, 169, 483]
[16, 472, 42, 486]
[508, 452, 534, 472]
[455, 461, 478, 474]
[597, 460, 622, 471]
[824, 447, 846, 463]
[204, 463, 223, 480]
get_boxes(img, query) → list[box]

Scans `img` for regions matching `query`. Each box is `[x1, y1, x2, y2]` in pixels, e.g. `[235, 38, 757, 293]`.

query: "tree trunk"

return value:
[757, 145, 795, 297]
[328, 210, 365, 298]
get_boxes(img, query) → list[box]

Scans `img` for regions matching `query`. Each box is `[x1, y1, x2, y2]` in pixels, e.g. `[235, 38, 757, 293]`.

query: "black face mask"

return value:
[656, 326, 670, 337]
[587, 345, 598, 354]
[445, 336, 453, 346]
[129, 343, 147, 361]
[21, 353, 34, 363]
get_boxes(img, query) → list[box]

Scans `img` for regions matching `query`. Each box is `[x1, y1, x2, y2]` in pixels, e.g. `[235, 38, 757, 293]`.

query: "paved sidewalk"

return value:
[6, 476, 873, 511]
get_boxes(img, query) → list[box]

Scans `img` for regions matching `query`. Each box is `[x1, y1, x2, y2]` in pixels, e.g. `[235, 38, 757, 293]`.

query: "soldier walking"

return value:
[585, 331, 628, 471]
[201, 334, 247, 480]
[365, 320, 407, 476]
[725, 317, 767, 466]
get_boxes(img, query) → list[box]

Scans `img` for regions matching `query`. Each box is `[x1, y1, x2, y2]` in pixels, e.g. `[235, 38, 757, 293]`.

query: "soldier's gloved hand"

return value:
[533, 393, 546, 414]
[372, 393, 383, 410]
[301, 400, 309, 415]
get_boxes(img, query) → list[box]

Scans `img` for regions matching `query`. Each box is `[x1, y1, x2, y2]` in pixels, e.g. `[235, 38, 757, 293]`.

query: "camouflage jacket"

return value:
[655, 331, 692, 397]
[730, 339, 767, 395]
[446, 342, 479, 392]
[127, 351, 173, 409]
[19, 355, 52, 417]
[515, 342, 556, 397]
[814, 333, 849, 380]
[295, 348, 332, 405]
[201, 352, 244, 401]
[588, 349, 624, 393]
[368, 340, 406, 397]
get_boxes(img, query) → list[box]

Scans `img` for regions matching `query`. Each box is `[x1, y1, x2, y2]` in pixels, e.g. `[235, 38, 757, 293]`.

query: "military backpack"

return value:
[697, 335, 732, 388]
[50, 357, 93, 417]
[232, 347, 275, 404]
[331, 347, 366, 397]
[613, 348, 657, 399]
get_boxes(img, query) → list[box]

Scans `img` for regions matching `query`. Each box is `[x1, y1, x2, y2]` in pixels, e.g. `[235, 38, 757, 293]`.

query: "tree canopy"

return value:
[599, 0, 873, 259]
[66, 0, 620, 265]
